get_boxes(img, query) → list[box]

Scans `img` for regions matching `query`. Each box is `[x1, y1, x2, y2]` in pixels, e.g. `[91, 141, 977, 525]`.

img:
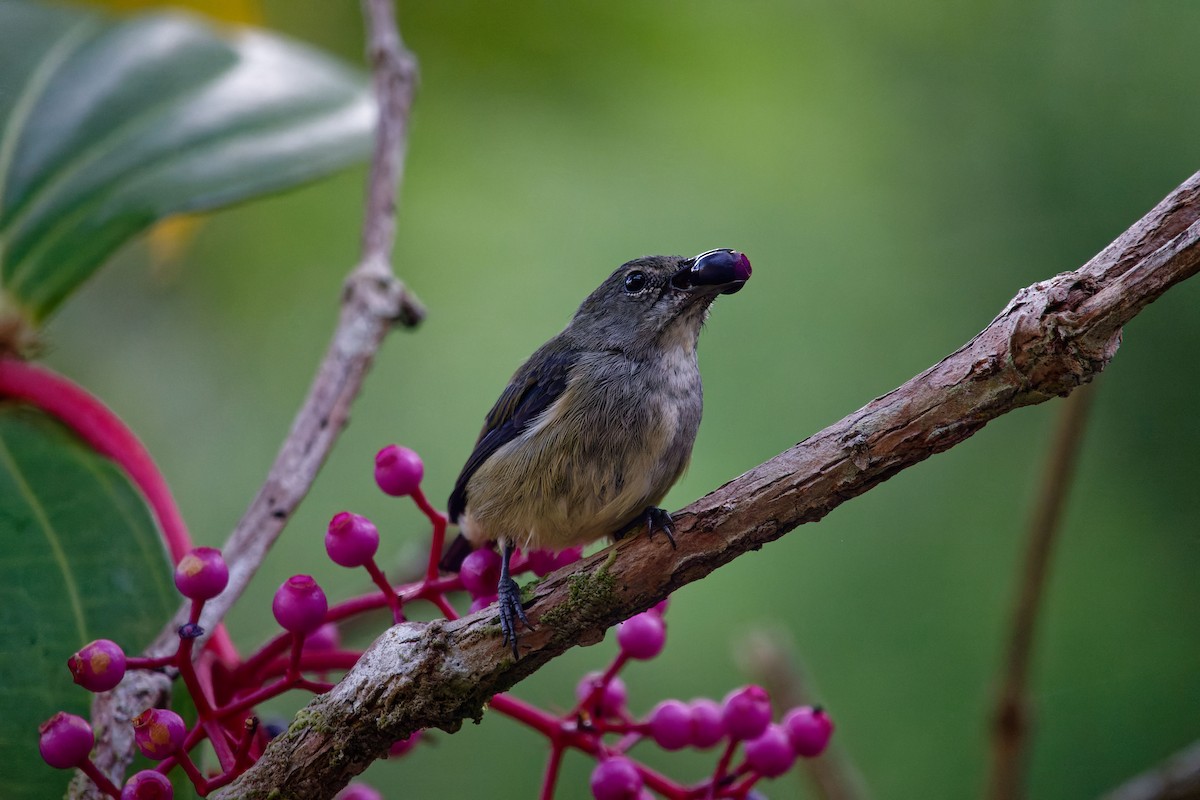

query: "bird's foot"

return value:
[614, 506, 676, 548]
[498, 574, 533, 658]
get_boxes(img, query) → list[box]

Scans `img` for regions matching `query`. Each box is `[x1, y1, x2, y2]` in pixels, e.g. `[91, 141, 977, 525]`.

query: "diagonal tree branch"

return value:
[216, 171, 1200, 800]
[1101, 740, 1200, 800]
[72, 2, 422, 795]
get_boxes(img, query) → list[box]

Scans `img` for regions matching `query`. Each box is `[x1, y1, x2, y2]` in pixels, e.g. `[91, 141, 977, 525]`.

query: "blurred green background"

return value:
[38, 0, 1200, 797]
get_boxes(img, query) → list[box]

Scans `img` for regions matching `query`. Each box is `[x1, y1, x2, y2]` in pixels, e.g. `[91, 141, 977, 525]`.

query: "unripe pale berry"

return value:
[744, 723, 797, 777]
[38, 712, 94, 769]
[325, 512, 380, 568]
[688, 697, 726, 749]
[336, 783, 384, 800]
[647, 699, 693, 751]
[783, 705, 834, 757]
[616, 611, 665, 660]
[174, 547, 228, 600]
[68, 639, 126, 692]
[132, 708, 186, 760]
[273, 575, 328, 634]
[374, 445, 424, 496]
[122, 769, 174, 799]
[460, 548, 502, 597]
[575, 671, 628, 718]
[590, 756, 643, 800]
[722, 685, 772, 741]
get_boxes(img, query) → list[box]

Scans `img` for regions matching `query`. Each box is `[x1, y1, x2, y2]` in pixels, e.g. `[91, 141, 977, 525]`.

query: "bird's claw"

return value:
[498, 575, 533, 658]
[645, 507, 677, 548]
[614, 506, 676, 548]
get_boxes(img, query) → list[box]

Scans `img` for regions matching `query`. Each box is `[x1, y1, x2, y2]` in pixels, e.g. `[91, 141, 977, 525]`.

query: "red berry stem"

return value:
[124, 654, 177, 670]
[233, 717, 260, 774]
[247, 649, 364, 682]
[76, 759, 121, 798]
[710, 738, 740, 792]
[410, 486, 447, 583]
[173, 745, 212, 795]
[362, 558, 404, 624]
[176, 635, 236, 770]
[287, 634, 305, 681]
[538, 742, 566, 800]
[420, 585, 460, 620]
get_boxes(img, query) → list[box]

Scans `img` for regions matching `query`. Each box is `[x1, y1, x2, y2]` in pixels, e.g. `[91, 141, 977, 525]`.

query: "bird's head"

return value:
[567, 249, 751, 355]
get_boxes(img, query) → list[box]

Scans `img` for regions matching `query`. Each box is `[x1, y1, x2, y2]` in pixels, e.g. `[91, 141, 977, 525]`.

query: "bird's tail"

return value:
[439, 533, 474, 573]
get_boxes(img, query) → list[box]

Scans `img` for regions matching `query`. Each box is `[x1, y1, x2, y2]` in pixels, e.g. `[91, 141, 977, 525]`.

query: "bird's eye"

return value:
[624, 271, 648, 293]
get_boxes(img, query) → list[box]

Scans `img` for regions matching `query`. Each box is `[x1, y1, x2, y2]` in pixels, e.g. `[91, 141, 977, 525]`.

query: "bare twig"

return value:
[986, 382, 1096, 800]
[72, 3, 422, 795]
[1101, 740, 1200, 800]
[739, 629, 871, 800]
[215, 174, 1200, 800]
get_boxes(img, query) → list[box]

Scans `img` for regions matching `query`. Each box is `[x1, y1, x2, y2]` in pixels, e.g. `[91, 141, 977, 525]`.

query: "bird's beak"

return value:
[671, 249, 752, 295]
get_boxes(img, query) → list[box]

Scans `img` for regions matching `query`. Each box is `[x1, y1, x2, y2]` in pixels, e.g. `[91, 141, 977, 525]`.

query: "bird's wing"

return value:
[447, 345, 577, 523]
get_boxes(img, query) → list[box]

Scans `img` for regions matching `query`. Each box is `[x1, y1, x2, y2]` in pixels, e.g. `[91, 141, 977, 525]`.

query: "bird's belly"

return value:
[462, 394, 693, 551]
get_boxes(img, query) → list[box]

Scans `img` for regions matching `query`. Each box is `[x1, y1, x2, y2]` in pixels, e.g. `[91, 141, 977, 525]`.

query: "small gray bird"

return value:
[443, 248, 751, 656]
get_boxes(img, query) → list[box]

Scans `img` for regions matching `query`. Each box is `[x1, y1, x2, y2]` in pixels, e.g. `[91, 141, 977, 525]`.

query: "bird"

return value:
[442, 248, 751, 656]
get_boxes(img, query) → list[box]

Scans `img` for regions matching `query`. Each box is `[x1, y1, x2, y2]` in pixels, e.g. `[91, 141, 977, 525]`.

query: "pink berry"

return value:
[616, 611, 665, 660]
[336, 784, 384, 800]
[525, 549, 557, 577]
[783, 705, 834, 757]
[374, 445, 424, 496]
[460, 548, 502, 597]
[325, 512, 380, 568]
[722, 685, 772, 741]
[590, 756, 643, 800]
[469, 593, 498, 613]
[388, 730, 422, 757]
[553, 546, 584, 569]
[688, 698, 726, 749]
[132, 708, 186, 760]
[575, 671, 628, 718]
[122, 769, 174, 799]
[38, 712, 94, 769]
[647, 699, 693, 751]
[68, 639, 126, 692]
[650, 595, 670, 616]
[745, 723, 797, 777]
[272, 575, 328, 634]
[173, 547, 228, 600]
[303, 622, 341, 653]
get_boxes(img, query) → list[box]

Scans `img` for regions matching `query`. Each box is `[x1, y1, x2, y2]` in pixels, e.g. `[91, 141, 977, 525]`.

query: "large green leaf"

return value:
[0, 2, 374, 325]
[0, 404, 176, 800]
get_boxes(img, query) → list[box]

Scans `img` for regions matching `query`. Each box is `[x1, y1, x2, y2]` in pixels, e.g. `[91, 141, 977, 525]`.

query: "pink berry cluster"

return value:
[526, 603, 833, 800]
[40, 444, 834, 800]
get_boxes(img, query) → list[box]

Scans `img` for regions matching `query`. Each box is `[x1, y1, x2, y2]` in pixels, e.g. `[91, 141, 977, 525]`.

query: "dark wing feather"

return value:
[447, 345, 577, 523]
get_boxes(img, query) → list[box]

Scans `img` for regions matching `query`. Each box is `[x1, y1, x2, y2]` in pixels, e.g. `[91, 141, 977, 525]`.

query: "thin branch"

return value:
[215, 173, 1200, 800]
[986, 381, 1096, 800]
[1101, 740, 1200, 800]
[73, 3, 422, 794]
[739, 629, 871, 800]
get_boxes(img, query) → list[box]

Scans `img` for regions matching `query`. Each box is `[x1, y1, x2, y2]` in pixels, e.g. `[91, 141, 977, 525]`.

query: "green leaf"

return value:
[0, 2, 374, 324]
[0, 405, 176, 800]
